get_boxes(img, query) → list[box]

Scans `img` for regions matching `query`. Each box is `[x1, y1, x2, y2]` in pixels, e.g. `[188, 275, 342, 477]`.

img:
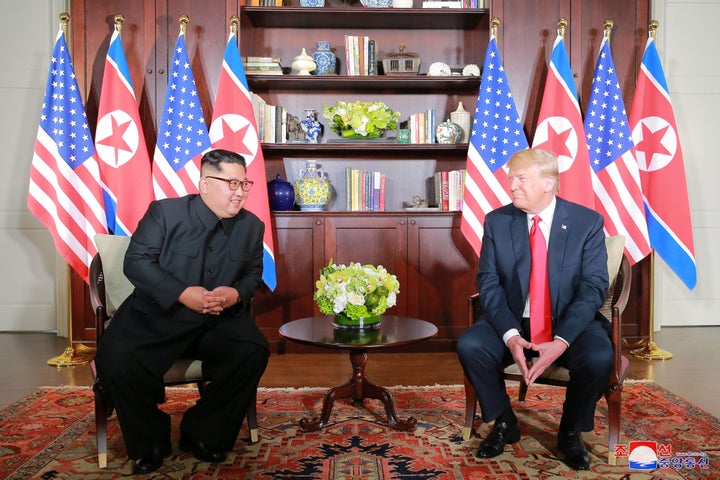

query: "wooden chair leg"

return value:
[463, 377, 477, 440]
[517, 381, 529, 401]
[93, 386, 108, 468]
[247, 390, 259, 443]
[606, 387, 622, 465]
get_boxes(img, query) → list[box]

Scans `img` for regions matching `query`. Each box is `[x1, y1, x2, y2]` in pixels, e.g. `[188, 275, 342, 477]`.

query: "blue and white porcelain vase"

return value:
[293, 160, 331, 212]
[301, 109, 322, 144]
[312, 41, 336, 76]
[300, 0, 324, 6]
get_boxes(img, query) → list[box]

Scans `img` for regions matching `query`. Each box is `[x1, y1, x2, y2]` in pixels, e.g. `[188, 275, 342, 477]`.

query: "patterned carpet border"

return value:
[0, 382, 718, 479]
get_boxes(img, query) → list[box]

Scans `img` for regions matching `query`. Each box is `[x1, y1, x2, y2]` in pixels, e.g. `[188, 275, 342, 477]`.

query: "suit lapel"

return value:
[510, 207, 531, 302]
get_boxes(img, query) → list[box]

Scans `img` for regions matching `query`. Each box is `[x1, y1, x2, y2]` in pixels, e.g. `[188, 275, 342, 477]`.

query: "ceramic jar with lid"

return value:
[293, 160, 331, 211]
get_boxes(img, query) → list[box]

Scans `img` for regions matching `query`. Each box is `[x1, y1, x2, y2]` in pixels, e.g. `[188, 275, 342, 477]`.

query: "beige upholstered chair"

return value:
[462, 235, 631, 465]
[89, 234, 258, 468]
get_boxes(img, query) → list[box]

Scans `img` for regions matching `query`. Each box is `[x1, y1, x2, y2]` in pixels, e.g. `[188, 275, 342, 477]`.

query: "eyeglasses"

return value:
[205, 176, 254, 192]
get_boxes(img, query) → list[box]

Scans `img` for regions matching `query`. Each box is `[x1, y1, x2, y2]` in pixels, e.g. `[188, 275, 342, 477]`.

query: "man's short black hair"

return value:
[201, 149, 247, 171]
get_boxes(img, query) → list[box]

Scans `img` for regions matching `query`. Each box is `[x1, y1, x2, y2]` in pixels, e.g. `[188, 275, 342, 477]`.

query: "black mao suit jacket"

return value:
[477, 196, 609, 344]
[101, 194, 269, 378]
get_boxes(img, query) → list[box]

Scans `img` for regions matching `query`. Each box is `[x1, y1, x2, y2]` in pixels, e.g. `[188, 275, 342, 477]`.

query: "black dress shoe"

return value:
[179, 434, 227, 463]
[132, 445, 171, 475]
[558, 429, 590, 470]
[476, 416, 521, 458]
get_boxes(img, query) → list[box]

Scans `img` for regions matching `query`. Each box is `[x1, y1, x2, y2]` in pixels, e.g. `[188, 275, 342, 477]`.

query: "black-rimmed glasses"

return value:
[205, 175, 254, 192]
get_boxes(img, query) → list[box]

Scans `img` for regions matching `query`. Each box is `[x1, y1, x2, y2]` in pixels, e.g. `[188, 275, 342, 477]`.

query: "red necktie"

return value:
[529, 215, 552, 343]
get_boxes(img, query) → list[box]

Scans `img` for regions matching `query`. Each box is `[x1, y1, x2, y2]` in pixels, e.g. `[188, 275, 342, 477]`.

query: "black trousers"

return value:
[95, 325, 269, 459]
[456, 318, 613, 432]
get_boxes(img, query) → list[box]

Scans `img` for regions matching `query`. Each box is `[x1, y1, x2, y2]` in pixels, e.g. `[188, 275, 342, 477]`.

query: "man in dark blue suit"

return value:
[457, 148, 612, 470]
[95, 149, 269, 475]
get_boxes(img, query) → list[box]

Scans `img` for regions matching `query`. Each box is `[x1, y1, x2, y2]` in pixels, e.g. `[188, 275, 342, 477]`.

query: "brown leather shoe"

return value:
[475, 416, 521, 458]
[558, 429, 590, 470]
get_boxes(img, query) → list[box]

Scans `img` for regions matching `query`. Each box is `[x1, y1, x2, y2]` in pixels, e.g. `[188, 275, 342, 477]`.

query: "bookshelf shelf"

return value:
[247, 75, 480, 92]
[242, 7, 487, 29]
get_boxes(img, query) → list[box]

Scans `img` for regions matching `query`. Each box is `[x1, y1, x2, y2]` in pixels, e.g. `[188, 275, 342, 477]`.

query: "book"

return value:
[368, 39, 377, 76]
[422, 0, 464, 7]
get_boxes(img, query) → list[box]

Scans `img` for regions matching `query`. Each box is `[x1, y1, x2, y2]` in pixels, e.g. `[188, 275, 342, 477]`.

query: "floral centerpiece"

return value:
[322, 100, 401, 139]
[314, 260, 400, 328]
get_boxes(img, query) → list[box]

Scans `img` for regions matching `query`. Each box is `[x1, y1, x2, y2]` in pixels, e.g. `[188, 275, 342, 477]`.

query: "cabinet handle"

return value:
[315, 220, 322, 225]
[146, 69, 153, 74]
[399, 220, 405, 225]
[410, 219, 416, 225]
[158, 69, 165, 75]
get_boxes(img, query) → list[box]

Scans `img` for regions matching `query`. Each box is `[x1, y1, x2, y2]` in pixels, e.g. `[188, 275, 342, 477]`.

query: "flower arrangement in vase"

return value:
[314, 260, 400, 329]
[322, 100, 400, 139]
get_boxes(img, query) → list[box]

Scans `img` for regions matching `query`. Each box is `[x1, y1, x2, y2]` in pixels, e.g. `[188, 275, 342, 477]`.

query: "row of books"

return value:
[240, 0, 284, 5]
[345, 35, 377, 76]
[433, 170, 466, 211]
[345, 168, 386, 212]
[244, 56, 283, 76]
[422, 0, 482, 7]
[406, 109, 438, 144]
[250, 93, 297, 144]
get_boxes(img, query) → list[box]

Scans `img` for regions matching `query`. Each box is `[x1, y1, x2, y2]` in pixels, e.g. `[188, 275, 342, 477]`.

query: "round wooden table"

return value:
[279, 315, 438, 432]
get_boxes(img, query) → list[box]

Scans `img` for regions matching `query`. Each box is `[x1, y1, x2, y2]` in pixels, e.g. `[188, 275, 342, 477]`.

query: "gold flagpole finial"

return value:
[649, 19, 659, 40]
[557, 17, 568, 38]
[114, 13, 125, 34]
[603, 19, 614, 40]
[59, 12, 70, 38]
[230, 15, 240, 36]
[490, 16, 500, 38]
[179, 14, 189, 36]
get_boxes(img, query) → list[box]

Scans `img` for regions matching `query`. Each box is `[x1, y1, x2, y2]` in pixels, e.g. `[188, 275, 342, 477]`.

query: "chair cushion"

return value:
[504, 361, 570, 381]
[94, 234, 133, 316]
[605, 235, 625, 288]
[164, 359, 204, 383]
[600, 235, 626, 320]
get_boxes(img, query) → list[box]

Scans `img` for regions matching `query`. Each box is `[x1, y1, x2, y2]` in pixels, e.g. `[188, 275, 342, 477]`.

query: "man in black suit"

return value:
[94, 149, 269, 475]
[457, 148, 612, 470]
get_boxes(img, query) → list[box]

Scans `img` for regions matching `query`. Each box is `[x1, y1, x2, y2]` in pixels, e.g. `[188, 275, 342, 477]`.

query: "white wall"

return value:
[650, 0, 720, 327]
[0, 0, 717, 332]
[0, 0, 69, 332]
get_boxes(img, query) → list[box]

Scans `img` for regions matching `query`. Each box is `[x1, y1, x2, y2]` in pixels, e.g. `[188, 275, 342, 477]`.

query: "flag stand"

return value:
[631, 254, 673, 360]
[47, 264, 94, 367]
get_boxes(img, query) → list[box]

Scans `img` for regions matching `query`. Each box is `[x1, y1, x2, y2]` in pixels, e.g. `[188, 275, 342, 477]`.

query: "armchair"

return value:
[462, 235, 631, 465]
[89, 234, 258, 468]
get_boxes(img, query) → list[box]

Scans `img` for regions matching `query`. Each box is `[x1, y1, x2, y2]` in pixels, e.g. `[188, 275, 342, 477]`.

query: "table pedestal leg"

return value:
[299, 349, 417, 432]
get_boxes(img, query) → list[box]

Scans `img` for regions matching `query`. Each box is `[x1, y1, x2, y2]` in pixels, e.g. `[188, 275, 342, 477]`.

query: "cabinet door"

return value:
[254, 214, 325, 343]
[407, 214, 477, 347]
[324, 215, 408, 315]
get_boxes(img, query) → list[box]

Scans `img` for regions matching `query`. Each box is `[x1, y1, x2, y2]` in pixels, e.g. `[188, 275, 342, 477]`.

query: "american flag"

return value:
[152, 28, 211, 199]
[95, 27, 153, 235]
[584, 36, 650, 264]
[209, 29, 276, 291]
[629, 33, 696, 288]
[27, 29, 108, 283]
[460, 35, 529, 256]
[532, 32, 594, 209]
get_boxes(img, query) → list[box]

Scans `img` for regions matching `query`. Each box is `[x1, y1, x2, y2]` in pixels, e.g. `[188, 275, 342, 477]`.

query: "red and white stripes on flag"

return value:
[28, 29, 108, 283]
[584, 35, 650, 264]
[532, 31, 594, 209]
[460, 34, 529, 256]
[209, 27, 277, 291]
[152, 27, 211, 199]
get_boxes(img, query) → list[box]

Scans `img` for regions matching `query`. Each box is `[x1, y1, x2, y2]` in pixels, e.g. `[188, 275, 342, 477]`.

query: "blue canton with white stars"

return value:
[40, 33, 95, 168]
[584, 39, 634, 173]
[157, 34, 210, 172]
[470, 37, 529, 173]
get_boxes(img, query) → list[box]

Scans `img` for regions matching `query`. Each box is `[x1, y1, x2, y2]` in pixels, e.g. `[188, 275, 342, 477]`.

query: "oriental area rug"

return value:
[0, 383, 718, 479]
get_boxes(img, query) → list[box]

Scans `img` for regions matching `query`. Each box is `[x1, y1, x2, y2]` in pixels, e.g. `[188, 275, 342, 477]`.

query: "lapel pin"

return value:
[561, 224, 567, 230]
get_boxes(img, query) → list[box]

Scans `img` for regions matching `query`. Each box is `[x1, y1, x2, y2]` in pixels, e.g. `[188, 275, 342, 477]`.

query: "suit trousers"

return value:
[456, 318, 613, 432]
[95, 323, 269, 459]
